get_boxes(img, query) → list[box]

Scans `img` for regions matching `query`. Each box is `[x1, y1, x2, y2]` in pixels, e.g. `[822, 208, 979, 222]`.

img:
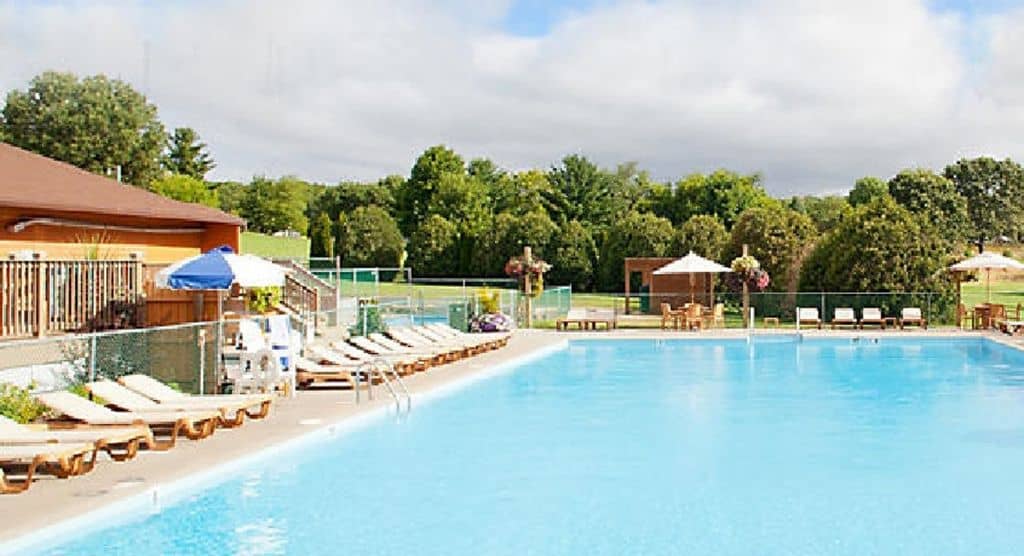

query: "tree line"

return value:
[3, 71, 1024, 296]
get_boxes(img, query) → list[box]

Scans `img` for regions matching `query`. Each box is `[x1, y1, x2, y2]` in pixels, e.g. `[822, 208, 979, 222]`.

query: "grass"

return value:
[240, 231, 310, 259]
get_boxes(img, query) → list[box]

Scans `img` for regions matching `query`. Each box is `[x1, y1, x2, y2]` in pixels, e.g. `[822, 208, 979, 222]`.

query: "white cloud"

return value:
[0, 0, 1021, 195]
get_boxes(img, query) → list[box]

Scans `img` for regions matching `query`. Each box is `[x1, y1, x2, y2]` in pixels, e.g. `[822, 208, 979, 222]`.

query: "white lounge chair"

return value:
[860, 307, 885, 329]
[900, 307, 927, 329]
[118, 374, 272, 421]
[0, 414, 152, 462]
[90, 379, 267, 429]
[1, 443, 98, 493]
[798, 307, 822, 329]
[831, 308, 857, 329]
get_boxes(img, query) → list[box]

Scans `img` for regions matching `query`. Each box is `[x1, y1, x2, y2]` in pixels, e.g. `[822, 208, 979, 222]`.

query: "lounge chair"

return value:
[350, 335, 438, 368]
[425, 323, 510, 349]
[899, 307, 927, 329]
[295, 355, 358, 389]
[831, 308, 857, 329]
[860, 307, 884, 329]
[330, 339, 426, 374]
[387, 328, 469, 360]
[798, 307, 822, 329]
[87, 379, 259, 429]
[367, 333, 446, 365]
[586, 309, 617, 330]
[118, 374, 272, 422]
[411, 326, 485, 353]
[35, 391, 218, 449]
[557, 308, 589, 331]
[1, 443, 98, 494]
[305, 344, 385, 384]
[0, 414, 151, 462]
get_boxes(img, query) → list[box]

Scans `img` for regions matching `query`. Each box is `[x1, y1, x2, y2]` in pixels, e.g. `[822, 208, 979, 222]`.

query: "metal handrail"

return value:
[373, 358, 411, 412]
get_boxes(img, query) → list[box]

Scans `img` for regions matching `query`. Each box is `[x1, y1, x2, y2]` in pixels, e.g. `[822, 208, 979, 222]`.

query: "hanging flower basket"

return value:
[505, 255, 551, 298]
[727, 255, 770, 292]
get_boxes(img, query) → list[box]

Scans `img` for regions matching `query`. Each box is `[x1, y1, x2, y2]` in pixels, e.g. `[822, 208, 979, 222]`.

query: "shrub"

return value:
[0, 383, 47, 424]
[247, 286, 282, 314]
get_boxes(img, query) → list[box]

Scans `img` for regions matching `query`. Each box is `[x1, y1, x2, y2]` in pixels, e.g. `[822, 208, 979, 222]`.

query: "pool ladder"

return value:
[356, 359, 411, 413]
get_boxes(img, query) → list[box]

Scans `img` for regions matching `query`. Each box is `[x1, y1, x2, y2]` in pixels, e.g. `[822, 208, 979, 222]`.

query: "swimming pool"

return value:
[30, 337, 1024, 554]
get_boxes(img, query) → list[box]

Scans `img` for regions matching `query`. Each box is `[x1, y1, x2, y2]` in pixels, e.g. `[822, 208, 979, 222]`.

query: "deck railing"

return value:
[0, 259, 144, 338]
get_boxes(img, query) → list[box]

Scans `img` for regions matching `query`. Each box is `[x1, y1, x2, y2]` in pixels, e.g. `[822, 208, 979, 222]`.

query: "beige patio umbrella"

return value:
[653, 251, 732, 302]
[949, 251, 1024, 302]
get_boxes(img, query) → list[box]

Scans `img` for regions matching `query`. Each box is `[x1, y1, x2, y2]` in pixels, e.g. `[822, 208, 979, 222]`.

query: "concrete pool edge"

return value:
[0, 336, 569, 555]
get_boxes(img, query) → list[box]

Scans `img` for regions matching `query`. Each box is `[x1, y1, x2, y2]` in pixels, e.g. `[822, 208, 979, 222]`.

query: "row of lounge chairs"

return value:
[1, 374, 273, 494]
[295, 323, 510, 389]
[797, 307, 927, 330]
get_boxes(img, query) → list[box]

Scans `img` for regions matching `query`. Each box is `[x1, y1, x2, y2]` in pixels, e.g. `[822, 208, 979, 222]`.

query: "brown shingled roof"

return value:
[0, 142, 244, 227]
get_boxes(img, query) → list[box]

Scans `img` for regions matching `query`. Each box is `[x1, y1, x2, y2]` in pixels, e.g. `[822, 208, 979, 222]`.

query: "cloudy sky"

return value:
[1, 0, 1023, 195]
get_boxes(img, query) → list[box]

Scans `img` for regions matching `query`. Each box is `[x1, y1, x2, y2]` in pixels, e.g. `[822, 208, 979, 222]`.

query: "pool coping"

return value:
[0, 335, 568, 555]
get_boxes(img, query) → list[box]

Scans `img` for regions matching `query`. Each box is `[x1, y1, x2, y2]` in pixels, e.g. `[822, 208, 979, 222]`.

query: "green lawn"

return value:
[240, 232, 310, 259]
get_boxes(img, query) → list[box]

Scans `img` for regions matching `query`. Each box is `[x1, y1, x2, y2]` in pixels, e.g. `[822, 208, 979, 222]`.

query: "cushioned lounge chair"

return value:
[35, 391, 218, 449]
[382, 329, 467, 361]
[557, 308, 589, 331]
[328, 340, 425, 374]
[425, 323, 510, 349]
[87, 380, 252, 429]
[798, 307, 822, 329]
[294, 355, 358, 389]
[349, 335, 436, 369]
[0, 414, 151, 462]
[305, 345, 384, 384]
[368, 333, 446, 365]
[860, 307, 885, 329]
[831, 308, 857, 329]
[406, 326, 479, 355]
[118, 374, 272, 423]
[899, 307, 927, 329]
[0, 443, 98, 494]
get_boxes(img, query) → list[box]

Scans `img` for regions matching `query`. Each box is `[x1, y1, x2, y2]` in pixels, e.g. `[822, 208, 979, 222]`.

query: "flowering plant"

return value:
[727, 255, 770, 292]
[505, 255, 551, 298]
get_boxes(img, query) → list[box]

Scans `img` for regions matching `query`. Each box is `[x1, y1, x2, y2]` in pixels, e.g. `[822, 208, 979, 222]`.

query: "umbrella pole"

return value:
[987, 268, 991, 303]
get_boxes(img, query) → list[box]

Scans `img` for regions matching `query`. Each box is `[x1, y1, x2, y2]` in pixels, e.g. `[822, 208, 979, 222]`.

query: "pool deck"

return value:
[2, 326, 1021, 549]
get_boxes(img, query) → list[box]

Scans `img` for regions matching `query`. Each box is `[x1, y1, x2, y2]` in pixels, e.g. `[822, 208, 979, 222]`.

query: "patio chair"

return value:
[0, 414, 151, 462]
[860, 307, 884, 329]
[558, 308, 589, 331]
[1, 443, 98, 494]
[35, 391, 218, 449]
[831, 308, 857, 329]
[683, 303, 703, 331]
[797, 307, 822, 329]
[661, 303, 682, 330]
[899, 307, 927, 329]
[118, 374, 272, 421]
[956, 303, 975, 330]
[704, 303, 725, 329]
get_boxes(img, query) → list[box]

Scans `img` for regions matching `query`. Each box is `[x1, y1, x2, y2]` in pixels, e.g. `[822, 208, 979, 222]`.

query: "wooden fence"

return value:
[0, 260, 144, 338]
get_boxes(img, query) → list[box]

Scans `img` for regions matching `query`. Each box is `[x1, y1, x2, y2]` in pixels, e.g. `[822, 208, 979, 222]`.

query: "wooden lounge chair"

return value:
[860, 307, 884, 329]
[557, 308, 589, 331]
[386, 328, 469, 360]
[412, 325, 487, 354]
[899, 307, 927, 329]
[351, 335, 438, 368]
[0, 414, 151, 462]
[87, 380, 256, 429]
[306, 344, 388, 384]
[368, 333, 446, 366]
[118, 374, 272, 423]
[330, 339, 427, 374]
[831, 308, 857, 329]
[586, 309, 617, 330]
[295, 352, 361, 389]
[798, 307, 822, 329]
[425, 323, 510, 349]
[35, 391, 218, 449]
[1, 443, 98, 494]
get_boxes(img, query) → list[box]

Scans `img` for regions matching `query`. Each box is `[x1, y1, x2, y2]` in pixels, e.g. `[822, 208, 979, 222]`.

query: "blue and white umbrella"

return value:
[155, 245, 286, 290]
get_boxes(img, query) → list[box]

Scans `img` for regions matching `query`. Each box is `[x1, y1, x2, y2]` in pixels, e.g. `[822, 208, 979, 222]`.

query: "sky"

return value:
[0, 0, 1023, 196]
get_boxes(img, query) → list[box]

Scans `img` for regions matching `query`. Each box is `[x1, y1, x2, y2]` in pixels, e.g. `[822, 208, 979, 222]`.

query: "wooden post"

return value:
[955, 271, 962, 328]
[523, 246, 533, 329]
[35, 261, 47, 337]
[741, 244, 750, 328]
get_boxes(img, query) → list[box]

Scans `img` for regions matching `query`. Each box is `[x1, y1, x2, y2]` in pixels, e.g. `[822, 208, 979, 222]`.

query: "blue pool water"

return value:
[35, 338, 1024, 555]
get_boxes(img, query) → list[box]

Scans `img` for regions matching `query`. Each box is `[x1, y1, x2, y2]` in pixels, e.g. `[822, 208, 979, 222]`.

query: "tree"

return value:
[548, 220, 597, 290]
[597, 211, 675, 291]
[1, 71, 165, 187]
[335, 206, 404, 267]
[212, 181, 246, 215]
[477, 211, 559, 276]
[149, 174, 218, 208]
[491, 169, 552, 216]
[793, 195, 852, 233]
[545, 154, 616, 226]
[669, 170, 771, 227]
[609, 162, 662, 214]
[848, 176, 888, 206]
[406, 215, 459, 277]
[317, 181, 396, 219]
[943, 157, 1024, 248]
[162, 127, 215, 180]
[239, 176, 311, 234]
[671, 214, 729, 260]
[800, 196, 953, 299]
[309, 212, 335, 258]
[887, 169, 968, 244]
[396, 145, 465, 234]
[726, 206, 816, 292]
